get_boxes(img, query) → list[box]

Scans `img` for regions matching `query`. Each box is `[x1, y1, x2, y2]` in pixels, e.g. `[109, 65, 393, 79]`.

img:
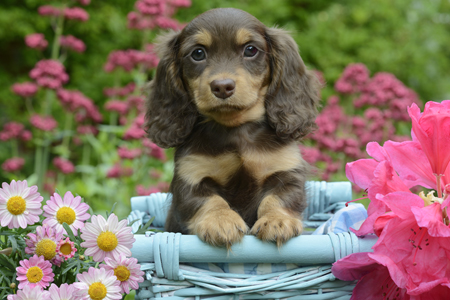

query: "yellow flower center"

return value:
[97, 231, 118, 252]
[56, 207, 76, 225]
[26, 266, 43, 283]
[114, 266, 131, 282]
[35, 238, 57, 260]
[59, 242, 72, 256]
[88, 282, 107, 300]
[6, 196, 26, 215]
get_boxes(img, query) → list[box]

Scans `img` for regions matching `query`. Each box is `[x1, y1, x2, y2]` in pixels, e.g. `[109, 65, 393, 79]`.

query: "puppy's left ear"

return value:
[265, 27, 322, 140]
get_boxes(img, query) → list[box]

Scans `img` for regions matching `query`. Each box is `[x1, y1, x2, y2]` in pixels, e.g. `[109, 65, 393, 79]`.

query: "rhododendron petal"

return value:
[373, 212, 396, 237]
[411, 203, 450, 237]
[331, 252, 379, 281]
[377, 192, 423, 219]
[384, 141, 436, 189]
[366, 141, 389, 162]
[408, 101, 450, 176]
[345, 159, 379, 190]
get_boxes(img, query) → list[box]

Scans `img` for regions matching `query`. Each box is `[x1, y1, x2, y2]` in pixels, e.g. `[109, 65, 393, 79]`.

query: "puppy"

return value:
[145, 8, 321, 248]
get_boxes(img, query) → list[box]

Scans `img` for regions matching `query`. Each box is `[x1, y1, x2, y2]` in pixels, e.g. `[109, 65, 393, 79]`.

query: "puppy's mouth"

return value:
[205, 104, 247, 114]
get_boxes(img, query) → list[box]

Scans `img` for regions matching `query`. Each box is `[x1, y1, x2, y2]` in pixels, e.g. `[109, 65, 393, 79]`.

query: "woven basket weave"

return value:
[127, 181, 376, 300]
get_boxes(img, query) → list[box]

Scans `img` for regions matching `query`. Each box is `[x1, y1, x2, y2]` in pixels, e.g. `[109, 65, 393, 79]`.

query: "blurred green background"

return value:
[1, 0, 450, 217]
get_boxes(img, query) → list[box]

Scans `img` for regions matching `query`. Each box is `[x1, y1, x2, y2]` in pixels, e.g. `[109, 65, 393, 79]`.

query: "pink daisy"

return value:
[100, 253, 144, 294]
[7, 284, 50, 300]
[56, 237, 77, 260]
[16, 254, 54, 289]
[73, 267, 121, 300]
[25, 224, 65, 266]
[48, 283, 77, 300]
[43, 191, 90, 236]
[80, 213, 135, 262]
[0, 180, 43, 229]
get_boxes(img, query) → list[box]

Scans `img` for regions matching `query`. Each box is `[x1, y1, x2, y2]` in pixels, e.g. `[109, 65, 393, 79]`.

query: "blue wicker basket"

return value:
[127, 181, 376, 300]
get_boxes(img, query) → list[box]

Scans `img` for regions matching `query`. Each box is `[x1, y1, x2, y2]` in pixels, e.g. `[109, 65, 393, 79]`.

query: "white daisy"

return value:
[73, 267, 122, 300]
[0, 180, 43, 229]
[80, 213, 135, 262]
[43, 191, 90, 235]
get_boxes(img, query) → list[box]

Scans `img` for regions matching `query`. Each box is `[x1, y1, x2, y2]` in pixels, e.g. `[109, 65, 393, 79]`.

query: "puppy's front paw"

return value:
[251, 213, 302, 247]
[190, 209, 248, 249]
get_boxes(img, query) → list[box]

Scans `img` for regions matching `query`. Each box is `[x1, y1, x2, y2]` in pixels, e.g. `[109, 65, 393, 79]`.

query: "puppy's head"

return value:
[146, 8, 321, 148]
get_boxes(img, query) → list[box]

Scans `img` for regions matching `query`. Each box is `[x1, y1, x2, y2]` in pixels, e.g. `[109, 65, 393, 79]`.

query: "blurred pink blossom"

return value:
[0, 122, 25, 141]
[30, 114, 58, 131]
[25, 33, 48, 50]
[56, 89, 102, 123]
[168, 0, 191, 7]
[38, 5, 62, 17]
[123, 124, 146, 140]
[78, 0, 91, 5]
[11, 82, 38, 98]
[103, 82, 136, 97]
[334, 63, 369, 94]
[136, 185, 160, 196]
[154, 15, 180, 30]
[142, 138, 166, 161]
[76, 125, 98, 136]
[104, 48, 159, 73]
[128, 11, 155, 30]
[2, 157, 25, 172]
[29, 60, 69, 89]
[106, 164, 133, 178]
[135, 0, 165, 16]
[127, 95, 145, 111]
[64, 7, 89, 22]
[53, 157, 75, 174]
[60, 35, 86, 53]
[104, 100, 129, 115]
[117, 146, 142, 159]
[21, 130, 33, 141]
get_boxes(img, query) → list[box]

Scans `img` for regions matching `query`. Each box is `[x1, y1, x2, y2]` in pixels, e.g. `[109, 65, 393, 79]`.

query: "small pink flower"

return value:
[29, 59, 69, 89]
[142, 139, 166, 160]
[104, 100, 129, 114]
[2, 157, 25, 172]
[155, 16, 180, 30]
[103, 82, 136, 97]
[136, 185, 160, 196]
[77, 125, 98, 136]
[38, 5, 62, 17]
[135, 0, 165, 16]
[64, 7, 89, 22]
[123, 124, 146, 140]
[11, 82, 38, 97]
[60, 35, 86, 53]
[56, 237, 77, 260]
[106, 164, 133, 178]
[25, 33, 48, 50]
[77, 0, 91, 5]
[16, 254, 54, 289]
[100, 254, 145, 294]
[53, 157, 75, 174]
[56, 89, 103, 123]
[7, 284, 50, 300]
[117, 146, 142, 159]
[0, 122, 25, 140]
[73, 267, 121, 300]
[30, 114, 58, 131]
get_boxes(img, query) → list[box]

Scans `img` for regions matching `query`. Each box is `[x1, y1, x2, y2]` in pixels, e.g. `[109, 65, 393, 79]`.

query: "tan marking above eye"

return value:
[193, 29, 213, 48]
[176, 152, 242, 186]
[235, 28, 253, 46]
[242, 143, 303, 182]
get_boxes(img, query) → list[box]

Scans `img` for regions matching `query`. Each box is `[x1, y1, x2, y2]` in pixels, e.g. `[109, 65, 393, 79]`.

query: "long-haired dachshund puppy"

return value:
[145, 8, 321, 248]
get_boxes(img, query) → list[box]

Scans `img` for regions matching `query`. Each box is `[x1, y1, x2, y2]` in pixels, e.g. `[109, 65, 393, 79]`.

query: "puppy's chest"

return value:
[176, 143, 302, 187]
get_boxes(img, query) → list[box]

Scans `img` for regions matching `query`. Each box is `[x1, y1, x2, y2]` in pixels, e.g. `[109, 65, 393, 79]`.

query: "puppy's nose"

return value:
[210, 79, 236, 99]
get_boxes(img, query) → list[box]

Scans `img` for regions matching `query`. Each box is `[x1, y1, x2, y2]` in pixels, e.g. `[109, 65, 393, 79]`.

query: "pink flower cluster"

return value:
[38, 6, 89, 22]
[11, 82, 38, 98]
[29, 59, 69, 89]
[30, 114, 58, 131]
[103, 82, 136, 98]
[117, 146, 142, 160]
[56, 89, 102, 123]
[106, 163, 133, 178]
[105, 100, 129, 115]
[76, 125, 98, 136]
[0, 122, 32, 141]
[53, 157, 75, 174]
[127, 0, 189, 30]
[142, 138, 166, 161]
[305, 63, 420, 182]
[25, 33, 48, 50]
[60, 35, 86, 53]
[123, 113, 146, 140]
[2, 157, 25, 172]
[104, 47, 159, 72]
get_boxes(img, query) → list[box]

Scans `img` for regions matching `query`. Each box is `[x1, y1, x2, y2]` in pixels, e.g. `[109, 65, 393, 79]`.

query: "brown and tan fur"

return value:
[145, 8, 321, 248]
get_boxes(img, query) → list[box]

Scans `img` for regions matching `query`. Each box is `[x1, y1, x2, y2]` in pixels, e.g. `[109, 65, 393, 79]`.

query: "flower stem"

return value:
[61, 112, 73, 155]
[436, 174, 443, 198]
[51, 7, 65, 61]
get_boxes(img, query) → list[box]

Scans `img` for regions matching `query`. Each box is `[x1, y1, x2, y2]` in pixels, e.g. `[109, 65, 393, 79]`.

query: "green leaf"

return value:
[7, 236, 17, 255]
[107, 202, 117, 218]
[62, 223, 76, 242]
[134, 216, 156, 235]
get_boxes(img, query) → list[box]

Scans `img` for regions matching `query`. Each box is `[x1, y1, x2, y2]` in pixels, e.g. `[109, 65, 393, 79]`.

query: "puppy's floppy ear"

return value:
[265, 27, 321, 140]
[145, 31, 198, 148]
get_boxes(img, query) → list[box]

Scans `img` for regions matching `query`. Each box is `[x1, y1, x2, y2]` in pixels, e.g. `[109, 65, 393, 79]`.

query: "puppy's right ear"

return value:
[145, 31, 198, 148]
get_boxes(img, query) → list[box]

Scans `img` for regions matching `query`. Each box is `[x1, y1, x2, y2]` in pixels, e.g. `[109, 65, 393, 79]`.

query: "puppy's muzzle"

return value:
[210, 79, 236, 99]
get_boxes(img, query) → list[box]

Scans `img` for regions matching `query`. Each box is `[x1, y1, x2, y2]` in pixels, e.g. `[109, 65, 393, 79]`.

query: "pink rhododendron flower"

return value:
[25, 33, 48, 50]
[2, 157, 25, 172]
[408, 101, 450, 177]
[30, 114, 58, 131]
[11, 81, 38, 98]
[60, 35, 86, 53]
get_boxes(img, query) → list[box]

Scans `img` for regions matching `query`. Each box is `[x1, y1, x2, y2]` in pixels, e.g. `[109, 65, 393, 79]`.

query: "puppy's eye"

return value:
[191, 48, 206, 61]
[243, 45, 258, 57]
